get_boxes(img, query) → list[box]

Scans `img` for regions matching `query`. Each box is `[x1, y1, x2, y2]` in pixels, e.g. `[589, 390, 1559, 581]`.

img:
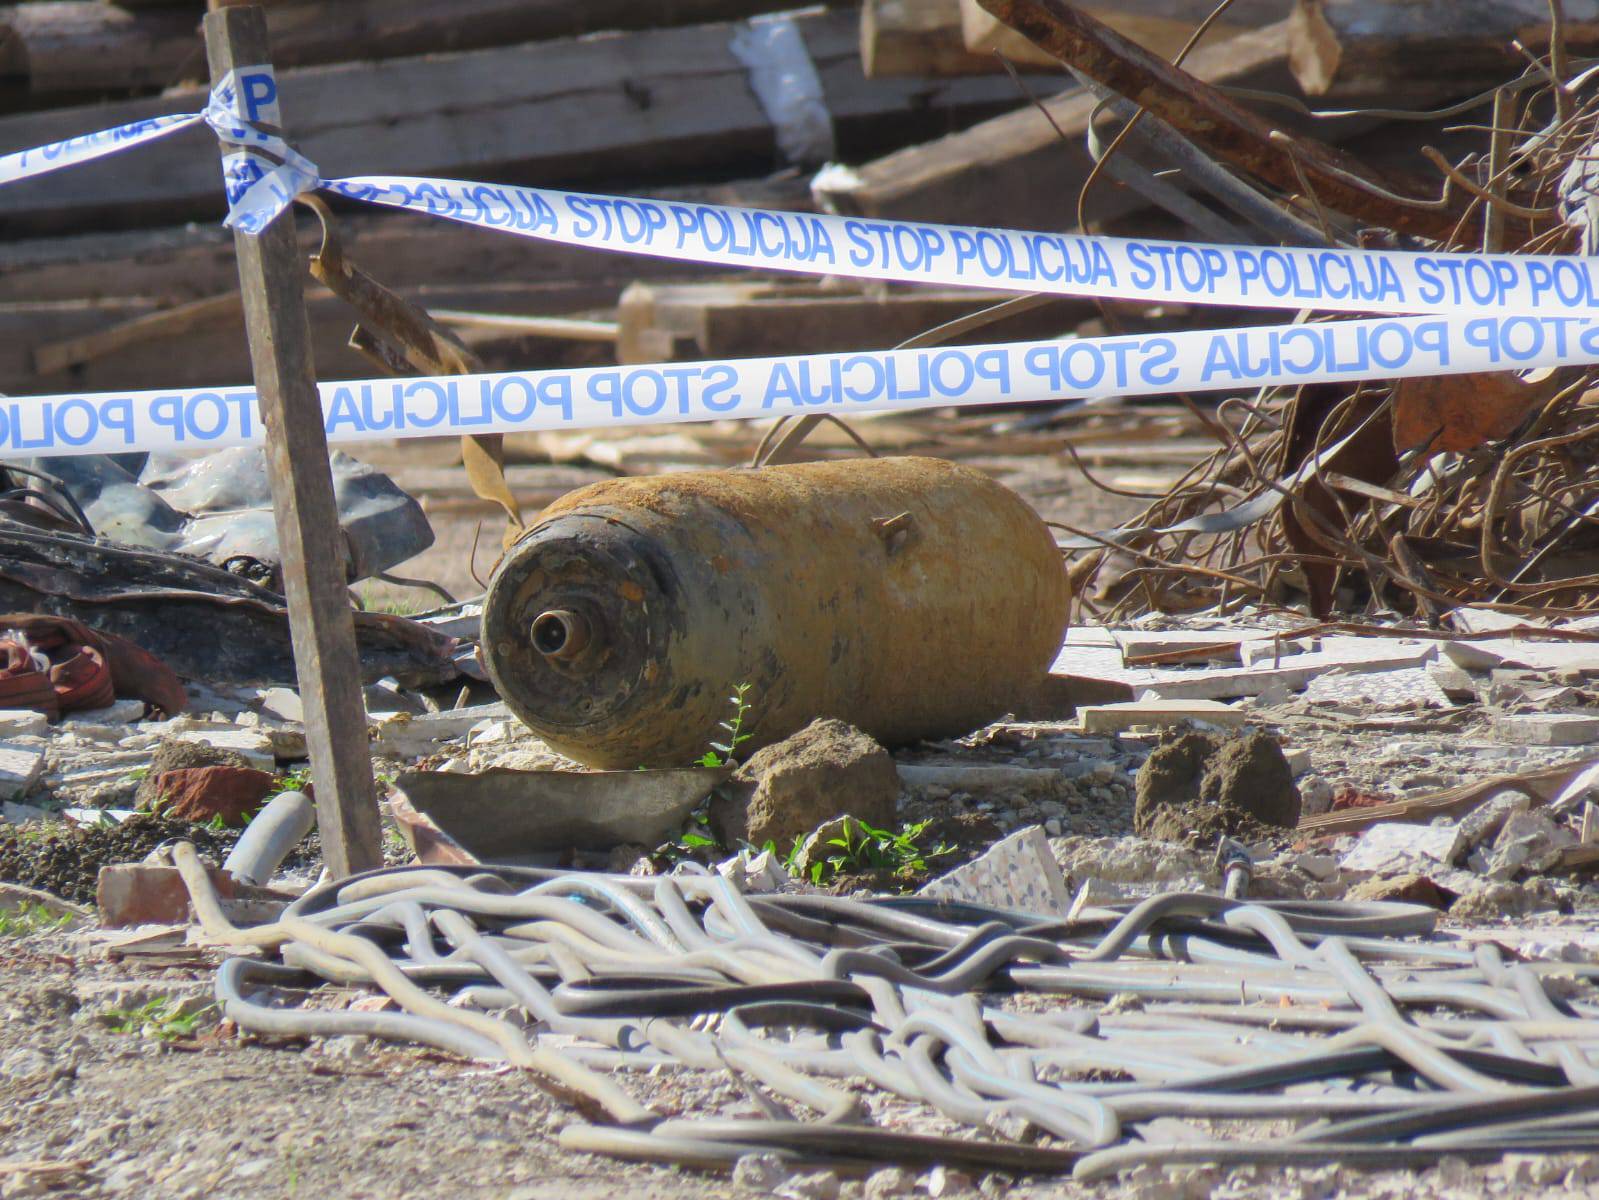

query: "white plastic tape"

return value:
[7, 92, 1599, 317]
[208, 66, 320, 233]
[324, 175, 1599, 319]
[0, 111, 205, 187]
[0, 68, 314, 231]
[8, 313, 1599, 458]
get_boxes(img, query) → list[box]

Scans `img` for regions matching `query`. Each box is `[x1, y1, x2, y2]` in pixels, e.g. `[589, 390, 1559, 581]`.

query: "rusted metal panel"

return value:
[481, 456, 1069, 768]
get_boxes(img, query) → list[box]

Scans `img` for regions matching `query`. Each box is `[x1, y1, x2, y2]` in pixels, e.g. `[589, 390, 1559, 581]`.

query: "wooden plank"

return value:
[204, 3, 382, 878]
[1, 280, 642, 393]
[1291, 0, 1599, 100]
[0, 9, 1058, 233]
[863, 0, 1012, 76]
[32, 289, 241, 374]
[616, 278, 1076, 362]
[0, 174, 810, 305]
[817, 21, 1299, 229]
[1, 1, 856, 95]
[0, 2, 202, 93]
[959, 0, 1292, 64]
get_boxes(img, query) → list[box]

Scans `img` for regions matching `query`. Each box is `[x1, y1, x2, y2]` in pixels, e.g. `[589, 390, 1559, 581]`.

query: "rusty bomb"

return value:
[480, 456, 1069, 768]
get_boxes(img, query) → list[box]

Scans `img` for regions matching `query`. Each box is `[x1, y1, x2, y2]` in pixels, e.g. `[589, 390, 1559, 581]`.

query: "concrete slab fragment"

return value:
[918, 825, 1069, 916]
[1340, 821, 1462, 874]
[1078, 699, 1246, 734]
[1493, 713, 1599, 746]
[1304, 666, 1453, 711]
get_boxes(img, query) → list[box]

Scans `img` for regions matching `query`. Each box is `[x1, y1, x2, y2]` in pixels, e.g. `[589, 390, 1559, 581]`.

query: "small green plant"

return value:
[760, 836, 810, 876]
[273, 766, 314, 796]
[697, 683, 754, 768]
[661, 808, 722, 863]
[0, 902, 75, 937]
[103, 997, 216, 1042]
[809, 818, 954, 886]
[123, 765, 149, 783]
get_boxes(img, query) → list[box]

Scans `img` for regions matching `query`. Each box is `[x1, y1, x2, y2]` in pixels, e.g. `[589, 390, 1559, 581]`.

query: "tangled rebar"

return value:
[174, 843, 1599, 1181]
[1048, 25, 1599, 623]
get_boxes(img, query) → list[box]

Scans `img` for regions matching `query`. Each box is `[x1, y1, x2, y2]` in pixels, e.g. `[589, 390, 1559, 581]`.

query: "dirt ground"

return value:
[3, 418, 1597, 1199]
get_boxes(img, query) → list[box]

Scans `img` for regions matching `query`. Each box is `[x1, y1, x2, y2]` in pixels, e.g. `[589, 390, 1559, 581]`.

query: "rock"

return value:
[1484, 811, 1576, 878]
[143, 765, 276, 827]
[717, 847, 791, 893]
[65, 698, 146, 725]
[0, 710, 49, 738]
[1293, 853, 1339, 881]
[1298, 776, 1334, 817]
[710, 719, 898, 851]
[1053, 835, 1217, 898]
[1344, 872, 1456, 908]
[1340, 821, 1462, 875]
[253, 687, 304, 723]
[778, 1171, 841, 1200]
[864, 1170, 915, 1200]
[1493, 713, 1599, 746]
[96, 861, 238, 927]
[372, 703, 512, 760]
[135, 739, 252, 809]
[733, 1153, 791, 1191]
[1132, 729, 1299, 846]
[919, 825, 1069, 915]
[1450, 878, 1555, 919]
[1427, 660, 1479, 701]
[604, 843, 650, 874]
[1456, 789, 1531, 850]
[0, 1047, 51, 1080]
[174, 728, 274, 771]
[1078, 699, 1246, 734]
[2, 799, 49, 824]
[0, 882, 92, 927]
[920, 1167, 972, 1198]
[0, 743, 45, 800]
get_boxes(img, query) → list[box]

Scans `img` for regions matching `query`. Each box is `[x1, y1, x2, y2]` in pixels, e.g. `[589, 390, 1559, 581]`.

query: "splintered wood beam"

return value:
[204, 2, 384, 877]
[973, 0, 1472, 241]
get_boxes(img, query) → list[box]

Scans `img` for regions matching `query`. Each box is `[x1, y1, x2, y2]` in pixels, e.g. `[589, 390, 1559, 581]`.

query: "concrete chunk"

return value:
[0, 710, 49, 738]
[1492, 713, 1599, 746]
[1079, 699, 1246, 734]
[0, 742, 45, 800]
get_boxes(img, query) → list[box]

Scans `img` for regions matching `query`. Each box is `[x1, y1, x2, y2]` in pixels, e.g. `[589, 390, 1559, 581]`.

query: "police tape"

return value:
[0, 67, 315, 233]
[5, 63, 1599, 317]
[4, 313, 1594, 458]
[325, 175, 1599, 320]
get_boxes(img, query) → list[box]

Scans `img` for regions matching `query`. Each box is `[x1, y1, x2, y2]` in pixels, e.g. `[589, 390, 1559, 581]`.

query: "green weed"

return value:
[272, 767, 314, 796]
[808, 818, 953, 886]
[103, 997, 216, 1042]
[0, 902, 75, 937]
[696, 683, 754, 769]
